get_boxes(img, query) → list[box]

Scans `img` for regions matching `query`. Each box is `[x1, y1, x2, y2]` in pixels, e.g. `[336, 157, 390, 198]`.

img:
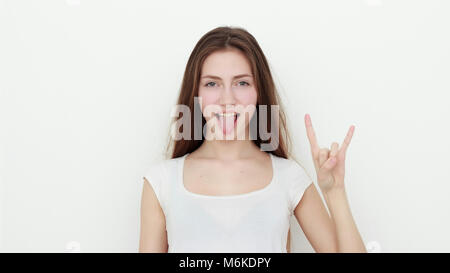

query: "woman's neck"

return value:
[195, 139, 262, 160]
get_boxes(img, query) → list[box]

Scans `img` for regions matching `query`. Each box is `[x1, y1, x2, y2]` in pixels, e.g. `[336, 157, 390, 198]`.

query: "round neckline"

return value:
[179, 152, 276, 199]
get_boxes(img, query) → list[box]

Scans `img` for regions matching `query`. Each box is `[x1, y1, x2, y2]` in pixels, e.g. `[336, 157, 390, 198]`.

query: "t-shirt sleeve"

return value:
[142, 161, 166, 211]
[287, 160, 314, 215]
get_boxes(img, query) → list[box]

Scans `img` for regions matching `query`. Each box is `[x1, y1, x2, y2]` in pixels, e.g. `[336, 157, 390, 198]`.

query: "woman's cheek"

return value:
[235, 87, 258, 105]
[198, 90, 219, 121]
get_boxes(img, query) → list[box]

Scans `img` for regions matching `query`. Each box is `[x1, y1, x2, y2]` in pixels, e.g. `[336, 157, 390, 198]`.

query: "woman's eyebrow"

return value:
[201, 74, 253, 80]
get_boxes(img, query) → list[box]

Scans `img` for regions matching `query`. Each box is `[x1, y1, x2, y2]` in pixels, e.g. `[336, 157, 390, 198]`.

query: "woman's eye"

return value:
[238, 81, 249, 86]
[205, 82, 216, 87]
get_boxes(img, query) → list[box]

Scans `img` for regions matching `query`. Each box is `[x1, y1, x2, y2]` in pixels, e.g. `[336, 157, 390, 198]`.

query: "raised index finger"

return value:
[304, 114, 319, 152]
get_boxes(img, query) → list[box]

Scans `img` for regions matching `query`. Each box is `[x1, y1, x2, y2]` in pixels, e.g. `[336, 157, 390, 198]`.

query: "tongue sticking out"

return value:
[217, 114, 236, 135]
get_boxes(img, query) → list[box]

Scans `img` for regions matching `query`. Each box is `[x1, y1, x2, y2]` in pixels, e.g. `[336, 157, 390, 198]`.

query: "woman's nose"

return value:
[219, 84, 236, 105]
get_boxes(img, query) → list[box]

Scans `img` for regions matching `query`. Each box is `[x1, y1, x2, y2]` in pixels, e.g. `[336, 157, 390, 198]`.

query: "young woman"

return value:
[139, 26, 366, 253]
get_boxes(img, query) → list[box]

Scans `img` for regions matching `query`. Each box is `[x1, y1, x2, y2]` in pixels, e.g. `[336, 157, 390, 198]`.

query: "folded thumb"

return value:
[325, 157, 337, 170]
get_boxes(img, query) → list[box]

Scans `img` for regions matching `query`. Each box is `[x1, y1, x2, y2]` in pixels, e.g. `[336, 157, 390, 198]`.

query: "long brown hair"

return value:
[164, 26, 294, 161]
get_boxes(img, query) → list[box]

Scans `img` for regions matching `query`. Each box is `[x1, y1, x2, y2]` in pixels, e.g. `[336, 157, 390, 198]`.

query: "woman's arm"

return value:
[322, 187, 366, 252]
[295, 183, 366, 252]
[138, 177, 168, 253]
[294, 184, 338, 252]
[297, 114, 366, 253]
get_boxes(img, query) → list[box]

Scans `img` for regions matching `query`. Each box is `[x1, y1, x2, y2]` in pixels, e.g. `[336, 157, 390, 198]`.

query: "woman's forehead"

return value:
[201, 49, 252, 77]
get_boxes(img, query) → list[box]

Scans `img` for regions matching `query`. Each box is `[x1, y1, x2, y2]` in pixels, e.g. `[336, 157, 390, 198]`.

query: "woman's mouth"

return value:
[214, 112, 240, 135]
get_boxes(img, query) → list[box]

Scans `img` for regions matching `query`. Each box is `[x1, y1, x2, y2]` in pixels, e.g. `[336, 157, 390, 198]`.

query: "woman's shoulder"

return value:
[144, 154, 184, 180]
[271, 153, 312, 181]
[270, 153, 296, 170]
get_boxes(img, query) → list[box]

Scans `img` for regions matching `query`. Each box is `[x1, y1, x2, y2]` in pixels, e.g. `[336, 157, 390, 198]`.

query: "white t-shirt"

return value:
[141, 152, 313, 253]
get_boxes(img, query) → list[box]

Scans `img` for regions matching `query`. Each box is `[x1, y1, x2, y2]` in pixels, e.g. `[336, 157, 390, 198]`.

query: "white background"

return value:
[1, 0, 449, 252]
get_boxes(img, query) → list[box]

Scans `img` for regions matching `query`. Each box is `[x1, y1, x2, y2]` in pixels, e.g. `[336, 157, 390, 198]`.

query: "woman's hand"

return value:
[304, 114, 355, 194]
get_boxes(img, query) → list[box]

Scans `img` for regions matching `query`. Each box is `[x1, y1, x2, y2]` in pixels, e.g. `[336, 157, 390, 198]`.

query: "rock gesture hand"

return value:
[304, 114, 355, 193]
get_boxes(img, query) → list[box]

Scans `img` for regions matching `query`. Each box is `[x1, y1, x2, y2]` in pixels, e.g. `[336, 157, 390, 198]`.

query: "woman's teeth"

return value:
[215, 113, 240, 118]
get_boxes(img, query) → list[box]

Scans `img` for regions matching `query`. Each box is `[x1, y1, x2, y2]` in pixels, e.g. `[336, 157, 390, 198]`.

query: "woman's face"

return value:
[198, 48, 258, 140]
